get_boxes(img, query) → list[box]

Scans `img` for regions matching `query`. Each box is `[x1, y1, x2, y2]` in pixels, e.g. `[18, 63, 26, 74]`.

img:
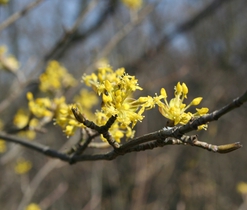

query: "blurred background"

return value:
[0, 0, 247, 209]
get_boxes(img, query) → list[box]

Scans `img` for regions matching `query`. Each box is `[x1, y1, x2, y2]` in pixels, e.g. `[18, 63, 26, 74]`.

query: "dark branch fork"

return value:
[0, 90, 246, 164]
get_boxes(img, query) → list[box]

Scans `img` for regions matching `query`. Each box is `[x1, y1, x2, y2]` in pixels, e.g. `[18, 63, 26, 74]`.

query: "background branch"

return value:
[0, 0, 45, 33]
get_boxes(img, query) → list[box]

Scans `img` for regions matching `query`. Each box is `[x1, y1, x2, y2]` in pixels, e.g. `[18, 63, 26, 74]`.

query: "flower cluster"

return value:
[26, 92, 54, 118]
[1, 57, 209, 144]
[154, 82, 209, 129]
[83, 66, 152, 142]
[13, 109, 39, 140]
[54, 99, 84, 137]
[39, 60, 77, 93]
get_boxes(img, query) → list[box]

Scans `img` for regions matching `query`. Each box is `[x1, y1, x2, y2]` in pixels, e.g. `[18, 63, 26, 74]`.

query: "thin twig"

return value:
[83, 4, 155, 74]
[0, 0, 45, 33]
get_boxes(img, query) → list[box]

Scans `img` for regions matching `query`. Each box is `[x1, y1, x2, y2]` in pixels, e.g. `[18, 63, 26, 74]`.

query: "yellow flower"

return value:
[13, 109, 29, 128]
[0, 45, 19, 72]
[13, 109, 39, 140]
[237, 182, 247, 194]
[0, 140, 6, 153]
[25, 203, 42, 210]
[39, 60, 77, 93]
[95, 111, 134, 143]
[155, 82, 209, 128]
[14, 158, 32, 175]
[122, 0, 142, 10]
[55, 102, 85, 137]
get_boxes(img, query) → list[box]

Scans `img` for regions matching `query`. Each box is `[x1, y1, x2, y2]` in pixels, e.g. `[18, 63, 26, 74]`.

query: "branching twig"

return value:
[0, 90, 246, 164]
[83, 4, 155, 74]
[71, 106, 120, 149]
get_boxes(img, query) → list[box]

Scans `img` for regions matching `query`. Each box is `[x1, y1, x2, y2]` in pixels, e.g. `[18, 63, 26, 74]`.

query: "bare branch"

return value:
[83, 4, 155, 74]
[0, 132, 70, 162]
[71, 106, 120, 149]
[0, 0, 45, 33]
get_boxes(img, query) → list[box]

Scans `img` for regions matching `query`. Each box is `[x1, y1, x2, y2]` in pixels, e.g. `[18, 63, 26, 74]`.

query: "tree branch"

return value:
[0, 90, 246, 164]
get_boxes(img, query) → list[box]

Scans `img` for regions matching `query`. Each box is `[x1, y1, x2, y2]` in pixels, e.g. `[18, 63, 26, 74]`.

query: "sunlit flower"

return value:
[25, 203, 42, 210]
[0, 45, 19, 72]
[155, 82, 209, 129]
[14, 158, 32, 175]
[39, 60, 77, 93]
[55, 102, 85, 137]
[82, 66, 151, 141]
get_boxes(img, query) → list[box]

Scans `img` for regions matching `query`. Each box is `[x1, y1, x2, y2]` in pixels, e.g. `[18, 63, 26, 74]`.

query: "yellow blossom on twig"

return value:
[55, 100, 85, 137]
[155, 82, 209, 129]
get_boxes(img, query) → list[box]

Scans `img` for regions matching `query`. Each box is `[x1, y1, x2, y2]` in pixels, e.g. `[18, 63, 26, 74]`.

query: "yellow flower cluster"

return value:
[27, 92, 54, 118]
[2, 57, 208, 144]
[154, 82, 209, 129]
[25, 203, 41, 210]
[14, 158, 32, 175]
[39, 60, 77, 93]
[55, 99, 85, 137]
[54, 89, 98, 137]
[121, 0, 142, 10]
[13, 109, 39, 140]
[0, 45, 19, 72]
[82, 66, 151, 142]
